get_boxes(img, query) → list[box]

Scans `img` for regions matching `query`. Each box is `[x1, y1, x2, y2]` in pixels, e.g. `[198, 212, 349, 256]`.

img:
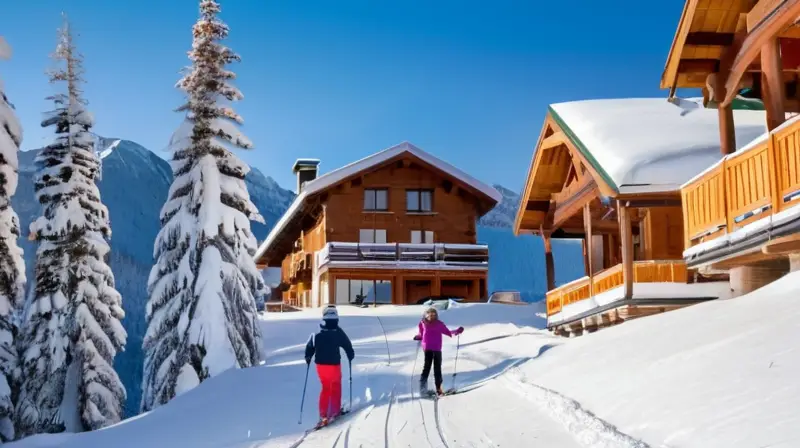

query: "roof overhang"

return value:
[662, 0, 800, 94]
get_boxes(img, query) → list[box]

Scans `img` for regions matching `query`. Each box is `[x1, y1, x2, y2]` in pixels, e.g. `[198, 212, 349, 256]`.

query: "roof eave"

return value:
[254, 191, 308, 264]
[661, 0, 698, 90]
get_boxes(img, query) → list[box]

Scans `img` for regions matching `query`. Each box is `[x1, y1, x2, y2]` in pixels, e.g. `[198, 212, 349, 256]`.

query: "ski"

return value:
[421, 388, 456, 399]
[308, 408, 352, 432]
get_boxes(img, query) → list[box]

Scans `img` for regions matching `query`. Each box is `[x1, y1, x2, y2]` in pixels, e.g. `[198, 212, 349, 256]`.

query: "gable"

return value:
[319, 152, 497, 214]
[300, 142, 501, 205]
[514, 114, 613, 235]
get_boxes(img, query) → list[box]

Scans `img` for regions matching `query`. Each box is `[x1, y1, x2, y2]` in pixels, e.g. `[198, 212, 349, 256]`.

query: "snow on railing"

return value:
[317, 242, 489, 267]
[682, 115, 800, 255]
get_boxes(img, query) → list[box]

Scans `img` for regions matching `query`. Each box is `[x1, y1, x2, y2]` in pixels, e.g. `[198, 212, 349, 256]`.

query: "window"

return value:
[406, 189, 433, 212]
[363, 189, 388, 211]
[359, 229, 387, 243]
[411, 230, 434, 244]
[336, 279, 392, 304]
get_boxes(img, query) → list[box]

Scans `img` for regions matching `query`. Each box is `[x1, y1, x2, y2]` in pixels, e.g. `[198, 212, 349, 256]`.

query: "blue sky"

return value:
[1, 0, 687, 193]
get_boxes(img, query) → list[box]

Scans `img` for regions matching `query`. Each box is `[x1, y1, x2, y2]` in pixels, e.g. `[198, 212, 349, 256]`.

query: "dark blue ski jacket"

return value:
[305, 319, 355, 366]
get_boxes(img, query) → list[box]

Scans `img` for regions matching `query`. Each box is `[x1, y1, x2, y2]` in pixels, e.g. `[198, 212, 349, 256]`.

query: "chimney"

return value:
[293, 159, 321, 194]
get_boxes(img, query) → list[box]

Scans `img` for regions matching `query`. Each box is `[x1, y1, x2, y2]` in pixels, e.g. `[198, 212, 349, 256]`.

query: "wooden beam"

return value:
[724, 0, 800, 107]
[761, 37, 787, 131]
[748, 0, 785, 31]
[540, 131, 566, 151]
[552, 180, 597, 231]
[583, 204, 594, 298]
[514, 119, 555, 236]
[559, 220, 622, 235]
[762, 233, 800, 255]
[542, 231, 556, 291]
[661, 0, 700, 89]
[525, 200, 550, 212]
[685, 32, 735, 46]
[622, 198, 683, 208]
[618, 201, 634, 300]
[677, 59, 719, 74]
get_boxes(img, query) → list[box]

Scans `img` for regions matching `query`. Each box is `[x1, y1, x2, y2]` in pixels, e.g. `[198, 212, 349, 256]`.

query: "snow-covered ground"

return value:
[11, 272, 800, 447]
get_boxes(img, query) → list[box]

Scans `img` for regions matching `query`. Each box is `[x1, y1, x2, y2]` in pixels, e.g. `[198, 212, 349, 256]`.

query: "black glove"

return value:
[305, 357, 311, 365]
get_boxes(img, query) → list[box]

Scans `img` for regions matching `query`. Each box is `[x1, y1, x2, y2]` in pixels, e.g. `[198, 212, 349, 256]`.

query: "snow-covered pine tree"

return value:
[0, 36, 25, 443]
[141, 0, 265, 412]
[16, 17, 126, 436]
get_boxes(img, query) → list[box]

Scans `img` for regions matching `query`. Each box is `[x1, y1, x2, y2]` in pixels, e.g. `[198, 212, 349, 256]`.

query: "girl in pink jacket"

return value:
[413, 307, 463, 395]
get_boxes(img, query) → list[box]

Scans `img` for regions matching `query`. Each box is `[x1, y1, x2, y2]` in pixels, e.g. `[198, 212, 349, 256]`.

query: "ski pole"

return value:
[451, 333, 461, 391]
[299, 361, 310, 424]
[348, 357, 353, 411]
[376, 316, 391, 366]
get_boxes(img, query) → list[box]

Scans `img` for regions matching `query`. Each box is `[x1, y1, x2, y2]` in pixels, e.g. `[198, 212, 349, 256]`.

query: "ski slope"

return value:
[10, 272, 800, 447]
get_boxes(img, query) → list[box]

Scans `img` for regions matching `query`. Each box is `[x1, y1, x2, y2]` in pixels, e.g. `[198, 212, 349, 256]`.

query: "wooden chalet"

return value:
[514, 98, 768, 336]
[254, 142, 501, 308]
[665, 0, 800, 295]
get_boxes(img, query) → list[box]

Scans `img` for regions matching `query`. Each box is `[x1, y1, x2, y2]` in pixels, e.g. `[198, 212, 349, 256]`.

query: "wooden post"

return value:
[395, 275, 405, 305]
[761, 37, 786, 131]
[618, 201, 634, 300]
[718, 105, 736, 155]
[583, 204, 594, 298]
[543, 234, 556, 292]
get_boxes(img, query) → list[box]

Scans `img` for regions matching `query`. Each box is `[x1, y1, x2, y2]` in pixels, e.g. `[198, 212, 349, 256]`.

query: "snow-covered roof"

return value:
[255, 141, 502, 263]
[549, 98, 768, 194]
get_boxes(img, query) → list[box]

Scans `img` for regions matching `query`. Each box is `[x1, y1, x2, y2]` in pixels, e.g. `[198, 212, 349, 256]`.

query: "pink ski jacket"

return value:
[415, 319, 462, 351]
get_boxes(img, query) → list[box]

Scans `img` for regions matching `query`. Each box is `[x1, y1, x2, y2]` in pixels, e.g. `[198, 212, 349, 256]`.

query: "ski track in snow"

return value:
[502, 371, 650, 448]
[432, 395, 451, 448]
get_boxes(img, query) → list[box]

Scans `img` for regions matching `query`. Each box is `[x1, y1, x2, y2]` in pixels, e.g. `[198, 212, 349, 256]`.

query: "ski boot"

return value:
[436, 385, 445, 396]
[314, 417, 329, 430]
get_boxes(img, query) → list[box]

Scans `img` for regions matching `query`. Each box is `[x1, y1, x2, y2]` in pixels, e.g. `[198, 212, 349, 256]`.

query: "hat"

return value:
[322, 305, 339, 320]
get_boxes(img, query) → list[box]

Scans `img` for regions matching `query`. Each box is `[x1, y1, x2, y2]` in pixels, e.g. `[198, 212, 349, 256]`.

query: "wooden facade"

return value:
[514, 111, 728, 336]
[254, 143, 498, 308]
[666, 0, 800, 282]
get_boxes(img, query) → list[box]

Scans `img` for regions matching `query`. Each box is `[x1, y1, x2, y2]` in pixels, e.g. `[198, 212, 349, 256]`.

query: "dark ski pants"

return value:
[420, 350, 443, 389]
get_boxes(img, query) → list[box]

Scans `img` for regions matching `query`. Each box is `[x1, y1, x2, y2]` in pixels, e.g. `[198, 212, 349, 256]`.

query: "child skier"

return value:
[305, 305, 355, 427]
[413, 306, 463, 396]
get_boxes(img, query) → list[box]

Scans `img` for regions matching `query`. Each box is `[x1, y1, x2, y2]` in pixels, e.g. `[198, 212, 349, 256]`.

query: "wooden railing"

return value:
[545, 260, 688, 316]
[682, 117, 800, 251]
[316, 242, 489, 268]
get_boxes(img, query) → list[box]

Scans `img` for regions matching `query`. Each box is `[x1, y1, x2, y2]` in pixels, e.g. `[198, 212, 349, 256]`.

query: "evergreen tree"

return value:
[16, 17, 126, 436]
[141, 0, 265, 412]
[0, 36, 24, 443]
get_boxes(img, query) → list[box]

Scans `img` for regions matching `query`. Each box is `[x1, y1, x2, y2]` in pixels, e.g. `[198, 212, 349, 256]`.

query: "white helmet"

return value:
[322, 305, 339, 320]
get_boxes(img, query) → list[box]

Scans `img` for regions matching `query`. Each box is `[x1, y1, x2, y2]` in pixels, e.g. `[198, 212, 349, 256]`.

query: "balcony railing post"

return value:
[767, 131, 782, 214]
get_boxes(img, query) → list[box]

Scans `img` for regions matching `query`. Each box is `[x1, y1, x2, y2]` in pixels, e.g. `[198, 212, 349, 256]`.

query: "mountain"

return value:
[479, 184, 519, 228]
[12, 138, 296, 416]
[11, 139, 582, 418]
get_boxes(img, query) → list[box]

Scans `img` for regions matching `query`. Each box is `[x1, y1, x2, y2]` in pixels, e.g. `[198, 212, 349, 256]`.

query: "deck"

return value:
[316, 242, 490, 270]
[543, 260, 724, 333]
[682, 116, 800, 267]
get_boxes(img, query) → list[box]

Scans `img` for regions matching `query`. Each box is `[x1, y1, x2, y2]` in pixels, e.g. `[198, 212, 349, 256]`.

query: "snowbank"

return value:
[10, 273, 800, 447]
[522, 271, 800, 447]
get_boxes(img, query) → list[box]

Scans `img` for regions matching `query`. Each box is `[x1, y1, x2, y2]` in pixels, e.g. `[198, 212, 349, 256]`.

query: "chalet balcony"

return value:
[287, 251, 312, 282]
[316, 242, 489, 270]
[544, 260, 725, 330]
[681, 116, 800, 268]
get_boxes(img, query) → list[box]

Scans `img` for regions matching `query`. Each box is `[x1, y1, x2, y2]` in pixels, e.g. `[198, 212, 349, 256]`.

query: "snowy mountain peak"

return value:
[98, 138, 122, 159]
[479, 184, 520, 229]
